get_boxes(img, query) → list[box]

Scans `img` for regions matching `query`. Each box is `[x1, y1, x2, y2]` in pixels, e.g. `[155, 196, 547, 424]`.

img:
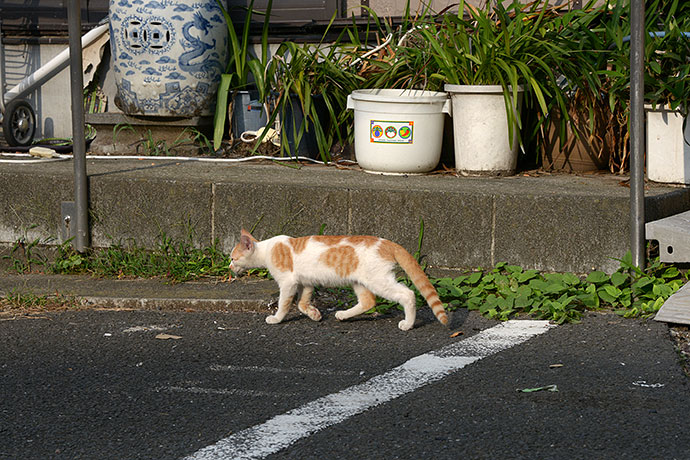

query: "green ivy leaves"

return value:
[431, 255, 687, 324]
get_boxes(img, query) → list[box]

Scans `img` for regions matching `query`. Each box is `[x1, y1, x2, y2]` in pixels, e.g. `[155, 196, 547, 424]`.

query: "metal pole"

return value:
[67, 0, 89, 251]
[0, 18, 6, 113]
[630, 0, 645, 269]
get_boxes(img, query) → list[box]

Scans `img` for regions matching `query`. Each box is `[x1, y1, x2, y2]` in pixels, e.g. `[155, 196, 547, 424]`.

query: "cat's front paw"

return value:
[307, 308, 322, 322]
[398, 320, 414, 331]
[265, 315, 282, 324]
[335, 311, 347, 321]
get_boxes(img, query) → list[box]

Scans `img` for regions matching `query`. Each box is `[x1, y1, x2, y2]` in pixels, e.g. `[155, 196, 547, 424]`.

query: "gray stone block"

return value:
[89, 176, 213, 249]
[494, 193, 629, 273]
[214, 182, 350, 250]
[349, 188, 493, 269]
[0, 170, 73, 244]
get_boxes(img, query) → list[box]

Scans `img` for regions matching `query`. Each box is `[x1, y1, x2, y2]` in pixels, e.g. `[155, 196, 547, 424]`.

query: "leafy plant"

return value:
[408, 0, 572, 145]
[260, 19, 362, 161]
[213, 0, 273, 150]
[611, 251, 686, 318]
[433, 264, 589, 324]
[432, 252, 686, 323]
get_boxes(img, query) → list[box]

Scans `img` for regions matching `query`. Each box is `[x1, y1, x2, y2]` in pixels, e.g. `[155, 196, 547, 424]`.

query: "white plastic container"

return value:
[346, 89, 451, 174]
[445, 84, 523, 176]
[646, 105, 690, 184]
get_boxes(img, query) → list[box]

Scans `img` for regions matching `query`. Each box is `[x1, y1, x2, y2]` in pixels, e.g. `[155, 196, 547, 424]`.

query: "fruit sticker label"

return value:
[370, 120, 414, 144]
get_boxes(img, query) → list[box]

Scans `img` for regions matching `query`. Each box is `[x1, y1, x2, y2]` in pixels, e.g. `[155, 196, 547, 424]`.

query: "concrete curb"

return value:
[0, 274, 279, 313]
[78, 296, 273, 313]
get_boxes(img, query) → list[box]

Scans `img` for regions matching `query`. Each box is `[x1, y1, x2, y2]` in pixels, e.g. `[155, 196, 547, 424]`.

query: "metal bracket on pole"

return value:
[61, 201, 77, 242]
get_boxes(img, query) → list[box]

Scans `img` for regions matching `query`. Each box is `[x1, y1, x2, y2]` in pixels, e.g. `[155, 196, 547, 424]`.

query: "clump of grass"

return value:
[113, 124, 213, 156]
[2, 231, 264, 283]
[0, 290, 82, 314]
[1, 225, 53, 273]
[49, 233, 232, 283]
[47, 234, 230, 282]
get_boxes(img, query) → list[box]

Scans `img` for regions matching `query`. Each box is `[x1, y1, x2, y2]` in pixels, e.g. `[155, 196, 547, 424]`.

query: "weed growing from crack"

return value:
[1, 225, 53, 273]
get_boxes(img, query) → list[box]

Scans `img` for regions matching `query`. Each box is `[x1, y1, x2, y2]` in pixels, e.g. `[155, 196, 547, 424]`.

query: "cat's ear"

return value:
[240, 229, 256, 252]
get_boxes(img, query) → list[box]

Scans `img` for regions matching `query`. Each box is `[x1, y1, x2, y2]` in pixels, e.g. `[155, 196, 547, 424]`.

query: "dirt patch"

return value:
[670, 325, 690, 377]
[216, 139, 281, 158]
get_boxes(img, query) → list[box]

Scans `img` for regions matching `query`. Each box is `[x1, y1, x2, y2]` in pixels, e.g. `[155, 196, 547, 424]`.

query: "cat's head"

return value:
[229, 229, 258, 275]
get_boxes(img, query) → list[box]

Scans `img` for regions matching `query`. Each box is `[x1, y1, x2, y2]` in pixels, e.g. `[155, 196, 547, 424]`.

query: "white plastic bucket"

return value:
[646, 105, 690, 184]
[445, 84, 523, 176]
[346, 89, 451, 174]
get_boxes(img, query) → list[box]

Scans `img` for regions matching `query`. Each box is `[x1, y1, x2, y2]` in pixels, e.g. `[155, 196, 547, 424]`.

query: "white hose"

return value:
[351, 33, 393, 66]
[0, 156, 67, 164]
[0, 152, 356, 165]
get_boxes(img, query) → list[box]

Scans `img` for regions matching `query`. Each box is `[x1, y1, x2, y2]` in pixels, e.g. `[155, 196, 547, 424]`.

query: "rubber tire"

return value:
[3, 99, 36, 147]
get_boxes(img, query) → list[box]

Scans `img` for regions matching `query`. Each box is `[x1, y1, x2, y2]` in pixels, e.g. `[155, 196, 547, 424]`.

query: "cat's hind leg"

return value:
[335, 284, 376, 321]
[266, 284, 297, 324]
[374, 279, 417, 331]
[297, 286, 321, 321]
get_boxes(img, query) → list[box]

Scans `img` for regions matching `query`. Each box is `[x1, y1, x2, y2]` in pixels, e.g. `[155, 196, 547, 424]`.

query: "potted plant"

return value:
[260, 22, 362, 162]
[213, 0, 273, 150]
[258, 5, 446, 165]
[337, 6, 458, 173]
[538, 1, 626, 173]
[407, 0, 571, 175]
[547, 0, 690, 178]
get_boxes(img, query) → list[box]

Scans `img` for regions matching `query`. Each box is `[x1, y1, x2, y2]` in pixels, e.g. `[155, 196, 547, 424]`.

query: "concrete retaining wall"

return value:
[1, 159, 689, 273]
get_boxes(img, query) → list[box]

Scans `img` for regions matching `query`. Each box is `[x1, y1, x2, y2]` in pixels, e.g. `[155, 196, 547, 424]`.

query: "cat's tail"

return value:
[390, 242, 449, 326]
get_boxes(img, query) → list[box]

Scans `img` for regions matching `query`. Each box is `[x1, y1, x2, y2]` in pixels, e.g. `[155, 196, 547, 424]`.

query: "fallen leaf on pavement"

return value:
[155, 333, 182, 340]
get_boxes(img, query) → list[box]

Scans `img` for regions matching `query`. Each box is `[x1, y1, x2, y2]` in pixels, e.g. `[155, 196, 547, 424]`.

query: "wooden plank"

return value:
[655, 281, 690, 325]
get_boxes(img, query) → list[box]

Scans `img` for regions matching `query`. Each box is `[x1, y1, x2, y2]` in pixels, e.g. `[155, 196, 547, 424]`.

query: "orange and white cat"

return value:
[229, 229, 448, 331]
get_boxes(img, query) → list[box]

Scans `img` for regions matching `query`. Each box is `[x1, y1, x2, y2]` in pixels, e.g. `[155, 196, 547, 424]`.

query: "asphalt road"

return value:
[1, 308, 688, 460]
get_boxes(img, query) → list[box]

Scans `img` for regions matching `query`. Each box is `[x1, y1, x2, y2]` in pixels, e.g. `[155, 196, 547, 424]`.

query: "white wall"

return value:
[3, 42, 73, 140]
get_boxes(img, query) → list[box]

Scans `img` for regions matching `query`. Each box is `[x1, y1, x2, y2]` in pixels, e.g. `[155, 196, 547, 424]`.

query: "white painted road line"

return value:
[183, 320, 554, 460]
